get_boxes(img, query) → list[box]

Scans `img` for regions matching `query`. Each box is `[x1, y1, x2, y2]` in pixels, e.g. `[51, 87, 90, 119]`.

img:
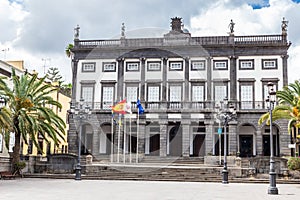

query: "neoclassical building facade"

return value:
[68, 17, 291, 162]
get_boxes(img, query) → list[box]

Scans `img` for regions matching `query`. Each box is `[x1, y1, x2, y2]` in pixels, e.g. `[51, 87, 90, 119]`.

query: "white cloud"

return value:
[190, 0, 300, 83]
[0, 0, 299, 83]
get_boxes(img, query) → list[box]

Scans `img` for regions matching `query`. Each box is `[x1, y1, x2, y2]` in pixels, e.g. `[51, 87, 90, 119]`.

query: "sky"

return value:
[1, 0, 300, 84]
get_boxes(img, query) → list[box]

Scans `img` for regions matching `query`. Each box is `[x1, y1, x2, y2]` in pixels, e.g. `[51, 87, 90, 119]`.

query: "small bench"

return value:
[0, 171, 16, 179]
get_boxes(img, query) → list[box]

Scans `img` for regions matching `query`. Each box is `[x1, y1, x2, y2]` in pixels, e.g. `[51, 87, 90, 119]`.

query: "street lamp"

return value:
[266, 82, 278, 195]
[70, 98, 91, 181]
[215, 97, 236, 184]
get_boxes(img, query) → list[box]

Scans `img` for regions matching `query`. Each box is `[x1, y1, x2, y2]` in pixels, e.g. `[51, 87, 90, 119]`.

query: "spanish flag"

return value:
[111, 99, 127, 114]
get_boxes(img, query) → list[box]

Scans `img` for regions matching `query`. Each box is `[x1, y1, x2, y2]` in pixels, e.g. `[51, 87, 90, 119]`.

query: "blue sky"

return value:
[1, 0, 300, 83]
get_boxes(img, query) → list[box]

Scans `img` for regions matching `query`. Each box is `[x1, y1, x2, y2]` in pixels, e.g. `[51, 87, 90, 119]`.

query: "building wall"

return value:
[68, 19, 291, 161]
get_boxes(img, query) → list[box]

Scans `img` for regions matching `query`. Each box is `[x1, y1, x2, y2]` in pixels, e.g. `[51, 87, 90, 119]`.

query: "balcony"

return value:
[77, 101, 268, 113]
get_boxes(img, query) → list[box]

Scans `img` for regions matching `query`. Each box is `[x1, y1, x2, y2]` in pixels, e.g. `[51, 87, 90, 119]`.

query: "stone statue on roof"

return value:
[74, 24, 80, 40]
[228, 19, 235, 35]
[121, 23, 125, 38]
[281, 17, 288, 35]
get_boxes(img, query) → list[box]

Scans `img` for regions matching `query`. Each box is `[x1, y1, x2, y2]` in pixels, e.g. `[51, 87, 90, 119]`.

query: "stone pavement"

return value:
[1, 178, 300, 200]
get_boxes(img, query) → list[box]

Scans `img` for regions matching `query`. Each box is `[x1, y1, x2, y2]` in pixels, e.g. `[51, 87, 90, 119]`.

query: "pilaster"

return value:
[204, 120, 214, 155]
[181, 113, 191, 158]
[256, 130, 263, 156]
[228, 120, 238, 155]
[140, 58, 146, 101]
[229, 56, 237, 102]
[117, 59, 124, 99]
[159, 115, 168, 157]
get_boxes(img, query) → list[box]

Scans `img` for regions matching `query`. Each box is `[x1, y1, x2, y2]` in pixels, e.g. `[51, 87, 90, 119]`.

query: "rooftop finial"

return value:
[171, 17, 183, 33]
[74, 24, 80, 40]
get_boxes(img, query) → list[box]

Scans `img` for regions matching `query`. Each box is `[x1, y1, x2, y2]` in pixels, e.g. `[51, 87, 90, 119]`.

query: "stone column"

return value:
[181, 113, 191, 158]
[205, 120, 214, 155]
[67, 117, 78, 154]
[256, 130, 263, 156]
[228, 121, 238, 155]
[159, 115, 168, 157]
[138, 115, 146, 158]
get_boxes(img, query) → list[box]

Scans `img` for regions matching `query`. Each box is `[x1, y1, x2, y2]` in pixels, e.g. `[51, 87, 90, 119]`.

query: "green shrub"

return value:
[13, 161, 26, 174]
[287, 157, 300, 171]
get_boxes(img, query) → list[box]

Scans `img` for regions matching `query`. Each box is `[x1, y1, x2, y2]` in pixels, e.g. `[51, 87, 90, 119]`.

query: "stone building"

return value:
[68, 17, 291, 162]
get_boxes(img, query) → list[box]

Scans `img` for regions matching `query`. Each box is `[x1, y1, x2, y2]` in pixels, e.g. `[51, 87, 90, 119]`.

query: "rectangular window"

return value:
[213, 60, 228, 70]
[81, 86, 94, 105]
[126, 62, 139, 71]
[169, 85, 182, 109]
[239, 59, 254, 70]
[148, 86, 160, 101]
[102, 86, 114, 109]
[103, 62, 116, 72]
[169, 85, 182, 101]
[262, 59, 277, 69]
[191, 61, 205, 70]
[169, 61, 183, 71]
[240, 85, 253, 109]
[214, 85, 227, 104]
[82, 62, 96, 72]
[147, 62, 161, 71]
[192, 85, 204, 101]
[126, 86, 138, 103]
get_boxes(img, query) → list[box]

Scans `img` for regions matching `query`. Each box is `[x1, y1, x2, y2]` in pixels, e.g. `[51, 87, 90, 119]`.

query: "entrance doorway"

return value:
[239, 135, 253, 157]
[192, 134, 205, 157]
[150, 134, 160, 156]
[169, 125, 182, 156]
[106, 134, 112, 154]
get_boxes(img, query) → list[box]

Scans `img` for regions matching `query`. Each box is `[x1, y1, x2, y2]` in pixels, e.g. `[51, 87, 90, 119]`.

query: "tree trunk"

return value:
[11, 133, 21, 172]
[11, 118, 21, 172]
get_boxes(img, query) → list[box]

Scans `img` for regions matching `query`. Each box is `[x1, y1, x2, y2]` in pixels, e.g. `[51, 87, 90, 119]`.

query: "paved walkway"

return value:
[1, 178, 300, 200]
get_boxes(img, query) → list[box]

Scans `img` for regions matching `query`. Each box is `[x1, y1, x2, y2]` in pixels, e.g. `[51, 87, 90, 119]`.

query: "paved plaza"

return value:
[1, 178, 300, 200]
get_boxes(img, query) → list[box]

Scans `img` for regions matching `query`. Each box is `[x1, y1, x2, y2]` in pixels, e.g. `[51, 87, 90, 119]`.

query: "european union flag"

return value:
[136, 99, 144, 114]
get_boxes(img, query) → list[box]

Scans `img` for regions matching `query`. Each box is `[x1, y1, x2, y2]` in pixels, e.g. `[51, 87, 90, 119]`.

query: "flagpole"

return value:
[117, 114, 121, 163]
[129, 114, 132, 163]
[111, 111, 114, 163]
[136, 110, 139, 163]
[123, 116, 126, 163]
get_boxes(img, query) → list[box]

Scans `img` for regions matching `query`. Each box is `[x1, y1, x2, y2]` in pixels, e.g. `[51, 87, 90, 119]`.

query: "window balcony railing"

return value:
[78, 101, 268, 112]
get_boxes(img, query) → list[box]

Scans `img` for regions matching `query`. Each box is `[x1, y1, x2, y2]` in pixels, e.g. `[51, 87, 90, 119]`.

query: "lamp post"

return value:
[266, 82, 278, 195]
[70, 98, 91, 181]
[215, 97, 236, 184]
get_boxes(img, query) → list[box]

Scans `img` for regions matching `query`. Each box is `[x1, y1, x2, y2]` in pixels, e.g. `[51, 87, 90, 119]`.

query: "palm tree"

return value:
[65, 43, 74, 58]
[0, 69, 66, 171]
[258, 80, 300, 134]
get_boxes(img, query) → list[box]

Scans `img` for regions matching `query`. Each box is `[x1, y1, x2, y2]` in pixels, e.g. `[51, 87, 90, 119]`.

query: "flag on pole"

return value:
[136, 99, 144, 114]
[111, 99, 127, 114]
